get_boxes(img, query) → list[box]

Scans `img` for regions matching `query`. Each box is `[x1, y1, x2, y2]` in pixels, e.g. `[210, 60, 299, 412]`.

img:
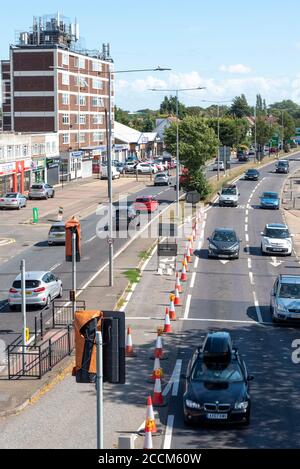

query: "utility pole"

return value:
[72, 231, 76, 315]
[176, 90, 180, 218]
[96, 330, 103, 449]
[254, 106, 257, 163]
[20, 259, 27, 372]
[107, 67, 114, 287]
[217, 104, 220, 181]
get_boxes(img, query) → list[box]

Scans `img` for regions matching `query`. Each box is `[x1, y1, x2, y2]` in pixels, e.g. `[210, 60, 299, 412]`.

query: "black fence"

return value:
[8, 326, 74, 379]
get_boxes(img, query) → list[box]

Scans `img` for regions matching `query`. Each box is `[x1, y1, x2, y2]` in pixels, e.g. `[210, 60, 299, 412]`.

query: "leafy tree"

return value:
[159, 95, 186, 119]
[254, 116, 273, 153]
[114, 106, 130, 126]
[282, 111, 295, 144]
[229, 94, 251, 118]
[140, 114, 155, 132]
[164, 116, 218, 197]
[207, 117, 249, 148]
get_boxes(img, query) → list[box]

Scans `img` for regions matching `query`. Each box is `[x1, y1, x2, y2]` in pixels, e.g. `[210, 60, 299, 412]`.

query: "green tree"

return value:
[282, 111, 295, 144]
[229, 94, 251, 118]
[164, 116, 218, 196]
[159, 95, 186, 118]
[207, 117, 249, 148]
[114, 106, 130, 126]
[254, 116, 273, 154]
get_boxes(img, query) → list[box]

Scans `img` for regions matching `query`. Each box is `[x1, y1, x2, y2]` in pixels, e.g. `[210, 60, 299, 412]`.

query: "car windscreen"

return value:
[278, 161, 288, 166]
[155, 173, 167, 177]
[221, 187, 236, 195]
[50, 225, 65, 233]
[12, 280, 41, 289]
[192, 361, 243, 383]
[136, 198, 151, 203]
[31, 185, 43, 190]
[4, 193, 18, 198]
[265, 228, 289, 238]
[279, 283, 300, 299]
[246, 170, 257, 174]
[263, 192, 278, 199]
[213, 231, 237, 243]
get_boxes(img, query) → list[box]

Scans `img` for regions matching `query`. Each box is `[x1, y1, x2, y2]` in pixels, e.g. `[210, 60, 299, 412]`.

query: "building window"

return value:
[63, 134, 70, 144]
[7, 146, 13, 159]
[93, 114, 104, 124]
[62, 53, 69, 66]
[22, 145, 28, 157]
[92, 61, 102, 72]
[62, 93, 69, 105]
[62, 114, 69, 124]
[92, 79, 103, 90]
[32, 144, 38, 155]
[93, 132, 104, 142]
[92, 97, 104, 107]
[79, 95, 86, 106]
[15, 145, 20, 158]
[79, 57, 85, 69]
[74, 133, 78, 144]
[79, 133, 86, 143]
[62, 73, 69, 86]
[73, 56, 79, 68]
[51, 141, 56, 153]
[79, 114, 86, 124]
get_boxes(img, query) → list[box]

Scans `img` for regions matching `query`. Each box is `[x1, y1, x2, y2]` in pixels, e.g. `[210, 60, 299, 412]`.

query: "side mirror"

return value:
[181, 373, 187, 380]
[247, 376, 254, 381]
[239, 239, 242, 242]
[260, 232, 264, 236]
[291, 234, 295, 238]
[207, 237, 210, 241]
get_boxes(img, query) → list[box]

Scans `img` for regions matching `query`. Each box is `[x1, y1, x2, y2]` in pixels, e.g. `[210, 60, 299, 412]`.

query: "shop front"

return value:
[0, 162, 15, 194]
[0, 159, 31, 194]
[82, 152, 93, 179]
[69, 151, 83, 180]
[46, 157, 60, 186]
[31, 158, 46, 184]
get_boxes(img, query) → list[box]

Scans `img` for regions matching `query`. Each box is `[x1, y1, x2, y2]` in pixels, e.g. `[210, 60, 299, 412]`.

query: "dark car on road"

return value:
[237, 150, 249, 162]
[275, 160, 289, 174]
[183, 332, 253, 426]
[244, 168, 259, 181]
[208, 228, 240, 259]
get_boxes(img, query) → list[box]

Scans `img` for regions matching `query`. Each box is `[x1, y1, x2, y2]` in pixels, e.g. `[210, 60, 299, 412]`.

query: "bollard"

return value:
[118, 434, 135, 449]
[32, 207, 39, 223]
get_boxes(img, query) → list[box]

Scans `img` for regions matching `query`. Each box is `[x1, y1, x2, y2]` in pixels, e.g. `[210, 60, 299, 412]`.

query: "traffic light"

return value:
[65, 216, 81, 262]
[73, 310, 125, 384]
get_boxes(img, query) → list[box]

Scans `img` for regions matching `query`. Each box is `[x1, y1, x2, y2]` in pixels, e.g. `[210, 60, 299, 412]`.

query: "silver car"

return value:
[28, 183, 55, 200]
[0, 192, 27, 209]
[48, 222, 66, 245]
[8, 271, 63, 310]
[270, 274, 300, 323]
[154, 172, 170, 186]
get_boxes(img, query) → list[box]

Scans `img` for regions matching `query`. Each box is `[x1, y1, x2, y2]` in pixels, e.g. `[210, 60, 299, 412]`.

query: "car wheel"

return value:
[44, 194, 48, 200]
[9, 304, 17, 311]
[270, 303, 274, 315]
[261, 244, 266, 255]
[48, 241, 53, 246]
[45, 296, 51, 309]
[51, 191, 55, 198]
[244, 412, 250, 426]
[57, 285, 63, 298]
[17, 204, 21, 210]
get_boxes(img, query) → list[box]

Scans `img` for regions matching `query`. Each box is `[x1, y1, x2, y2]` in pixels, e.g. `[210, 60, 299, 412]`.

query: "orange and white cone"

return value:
[186, 247, 191, 263]
[125, 327, 135, 357]
[151, 357, 164, 381]
[164, 307, 172, 333]
[175, 272, 182, 293]
[174, 287, 180, 307]
[145, 396, 157, 433]
[152, 377, 164, 406]
[183, 254, 188, 272]
[143, 419, 153, 449]
[154, 332, 164, 359]
[181, 262, 187, 282]
[189, 240, 194, 257]
[192, 228, 196, 241]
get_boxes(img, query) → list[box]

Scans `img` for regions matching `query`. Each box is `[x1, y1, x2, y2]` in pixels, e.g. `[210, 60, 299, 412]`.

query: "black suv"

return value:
[183, 332, 253, 426]
[276, 160, 289, 174]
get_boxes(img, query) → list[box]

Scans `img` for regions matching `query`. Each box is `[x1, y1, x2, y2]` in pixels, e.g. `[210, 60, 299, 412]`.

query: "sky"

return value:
[2, 0, 300, 111]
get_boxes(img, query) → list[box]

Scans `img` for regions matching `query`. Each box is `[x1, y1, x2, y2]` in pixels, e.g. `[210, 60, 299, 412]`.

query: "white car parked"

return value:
[261, 223, 293, 256]
[213, 160, 225, 171]
[0, 192, 27, 209]
[136, 163, 158, 174]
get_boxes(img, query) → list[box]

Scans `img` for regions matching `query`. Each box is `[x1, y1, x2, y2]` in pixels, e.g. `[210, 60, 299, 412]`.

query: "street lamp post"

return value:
[149, 87, 206, 218]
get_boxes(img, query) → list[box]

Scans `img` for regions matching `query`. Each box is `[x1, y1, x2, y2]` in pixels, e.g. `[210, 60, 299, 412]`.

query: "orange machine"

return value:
[65, 216, 81, 262]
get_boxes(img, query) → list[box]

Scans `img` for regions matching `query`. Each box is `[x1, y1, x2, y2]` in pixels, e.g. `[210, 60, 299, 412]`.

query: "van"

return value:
[219, 184, 239, 207]
[275, 159, 289, 174]
[101, 165, 120, 180]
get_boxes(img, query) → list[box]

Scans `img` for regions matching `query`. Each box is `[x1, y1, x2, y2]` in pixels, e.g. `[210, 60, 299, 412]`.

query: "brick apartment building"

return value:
[1, 14, 114, 180]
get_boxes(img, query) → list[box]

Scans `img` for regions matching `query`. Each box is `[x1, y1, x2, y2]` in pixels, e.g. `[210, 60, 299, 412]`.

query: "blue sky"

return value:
[2, 0, 300, 110]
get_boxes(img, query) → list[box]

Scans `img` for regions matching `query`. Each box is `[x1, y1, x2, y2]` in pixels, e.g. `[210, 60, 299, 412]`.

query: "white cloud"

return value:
[115, 71, 300, 111]
[219, 64, 252, 74]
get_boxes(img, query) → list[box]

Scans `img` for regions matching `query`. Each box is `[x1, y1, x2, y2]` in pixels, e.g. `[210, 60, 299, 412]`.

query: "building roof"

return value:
[114, 122, 158, 144]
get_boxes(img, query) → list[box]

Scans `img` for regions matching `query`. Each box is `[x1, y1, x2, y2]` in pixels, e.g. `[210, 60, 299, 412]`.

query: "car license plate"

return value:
[290, 314, 300, 319]
[25, 291, 33, 295]
[272, 248, 283, 252]
[218, 254, 228, 258]
[55, 234, 63, 237]
[206, 413, 228, 420]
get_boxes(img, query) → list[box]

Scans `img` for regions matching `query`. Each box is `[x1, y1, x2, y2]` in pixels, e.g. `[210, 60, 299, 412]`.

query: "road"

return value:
[167, 152, 300, 448]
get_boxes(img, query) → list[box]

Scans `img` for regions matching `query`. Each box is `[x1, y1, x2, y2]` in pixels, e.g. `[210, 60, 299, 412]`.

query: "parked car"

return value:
[125, 161, 138, 173]
[154, 172, 170, 186]
[28, 183, 55, 200]
[104, 205, 140, 232]
[248, 150, 255, 158]
[237, 150, 249, 162]
[113, 161, 125, 173]
[213, 160, 225, 171]
[218, 184, 239, 207]
[270, 275, 300, 323]
[136, 163, 157, 174]
[48, 221, 66, 246]
[244, 169, 259, 181]
[183, 331, 253, 425]
[260, 191, 280, 209]
[275, 159, 289, 174]
[101, 165, 120, 180]
[261, 223, 293, 256]
[134, 195, 159, 213]
[0, 192, 27, 209]
[208, 227, 240, 259]
[8, 271, 63, 310]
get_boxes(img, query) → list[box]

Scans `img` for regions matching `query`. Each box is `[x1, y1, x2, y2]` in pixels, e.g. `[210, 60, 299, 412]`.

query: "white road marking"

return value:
[245, 224, 248, 232]
[183, 294, 192, 320]
[49, 263, 61, 271]
[246, 209, 249, 216]
[246, 203, 250, 209]
[197, 239, 203, 250]
[162, 359, 182, 397]
[247, 258, 252, 269]
[180, 317, 258, 324]
[253, 291, 263, 323]
[194, 257, 199, 269]
[245, 217, 248, 224]
[163, 415, 174, 450]
[270, 257, 283, 267]
[249, 271, 254, 285]
[190, 272, 196, 288]
[84, 234, 97, 244]
[219, 260, 229, 265]
[245, 234, 249, 243]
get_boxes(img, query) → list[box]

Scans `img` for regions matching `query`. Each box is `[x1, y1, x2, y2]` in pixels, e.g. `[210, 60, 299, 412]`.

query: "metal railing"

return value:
[52, 300, 86, 327]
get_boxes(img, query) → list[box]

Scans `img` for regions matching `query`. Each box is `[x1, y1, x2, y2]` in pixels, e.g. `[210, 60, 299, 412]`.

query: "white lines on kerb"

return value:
[183, 294, 192, 320]
[190, 272, 196, 289]
[253, 291, 263, 323]
[163, 415, 174, 450]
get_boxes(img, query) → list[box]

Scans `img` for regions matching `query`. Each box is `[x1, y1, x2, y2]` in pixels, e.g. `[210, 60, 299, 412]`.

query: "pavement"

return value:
[2, 150, 300, 448]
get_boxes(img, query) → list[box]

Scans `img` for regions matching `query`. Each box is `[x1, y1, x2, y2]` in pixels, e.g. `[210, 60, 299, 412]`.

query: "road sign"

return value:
[158, 223, 178, 237]
[186, 191, 201, 205]
[69, 290, 76, 302]
[32, 207, 39, 223]
[57, 206, 63, 221]
[157, 242, 178, 257]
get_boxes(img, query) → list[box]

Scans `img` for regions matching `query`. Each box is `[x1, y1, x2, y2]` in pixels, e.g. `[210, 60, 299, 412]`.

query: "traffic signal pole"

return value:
[72, 232, 77, 315]
[96, 330, 104, 449]
[21, 259, 27, 373]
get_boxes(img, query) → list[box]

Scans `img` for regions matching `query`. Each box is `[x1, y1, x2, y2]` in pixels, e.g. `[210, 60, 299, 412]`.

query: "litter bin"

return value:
[32, 207, 39, 223]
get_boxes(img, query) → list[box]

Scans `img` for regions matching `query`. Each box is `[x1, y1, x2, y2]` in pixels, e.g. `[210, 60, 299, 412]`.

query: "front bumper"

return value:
[183, 406, 249, 424]
[208, 248, 239, 258]
[219, 200, 238, 207]
[263, 246, 290, 254]
[273, 310, 300, 321]
[260, 203, 279, 209]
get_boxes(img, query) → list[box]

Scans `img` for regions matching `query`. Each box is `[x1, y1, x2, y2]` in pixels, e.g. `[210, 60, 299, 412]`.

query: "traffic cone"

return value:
[144, 396, 157, 433]
[193, 227, 196, 241]
[189, 239, 193, 257]
[143, 419, 153, 449]
[181, 262, 187, 282]
[186, 247, 191, 263]
[152, 377, 164, 406]
[125, 327, 136, 357]
[174, 287, 180, 307]
[164, 308, 172, 333]
[175, 272, 182, 293]
[151, 357, 164, 381]
[183, 254, 188, 272]
[154, 331, 164, 359]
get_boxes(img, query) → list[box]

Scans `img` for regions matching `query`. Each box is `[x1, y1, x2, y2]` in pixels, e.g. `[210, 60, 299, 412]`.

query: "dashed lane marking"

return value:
[183, 294, 192, 320]
[180, 317, 260, 324]
[190, 272, 196, 288]
[163, 415, 174, 450]
[253, 291, 263, 323]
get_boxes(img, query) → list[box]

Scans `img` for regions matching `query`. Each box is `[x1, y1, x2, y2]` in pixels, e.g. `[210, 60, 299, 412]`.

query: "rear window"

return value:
[31, 185, 43, 190]
[136, 198, 151, 203]
[50, 225, 65, 233]
[5, 193, 18, 198]
[13, 280, 41, 289]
